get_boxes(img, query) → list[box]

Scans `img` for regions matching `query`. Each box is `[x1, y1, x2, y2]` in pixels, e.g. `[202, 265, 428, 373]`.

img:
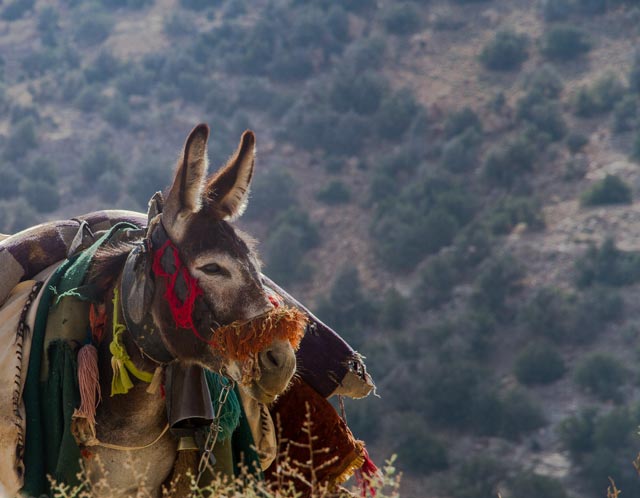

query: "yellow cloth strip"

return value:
[110, 288, 154, 396]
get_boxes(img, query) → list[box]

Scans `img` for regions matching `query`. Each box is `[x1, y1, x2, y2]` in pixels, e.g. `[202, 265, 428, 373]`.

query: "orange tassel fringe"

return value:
[211, 306, 307, 361]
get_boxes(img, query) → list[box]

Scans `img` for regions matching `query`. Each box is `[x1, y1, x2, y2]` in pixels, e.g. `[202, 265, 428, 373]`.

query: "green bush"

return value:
[630, 49, 640, 94]
[634, 130, 640, 161]
[612, 95, 638, 133]
[574, 353, 627, 401]
[444, 107, 482, 139]
[558, 408, 597, 456]
[381, 3, 421, 35]
[514, 342, 566, 385]
[518, 287, 574, 342]
[573, 73, 626, 117]
[163, 12, 191, 38]
[179, 0, 210, 10]
[330, 70, 387, 115]
[483, 134, 537, 187]
[524, 64, 564, 99]
[471, 253, 523, 318]
[566, 132, 588, 153]
[479, 29, 529, 71]
[580, 174, 632, 206]
[314, 265, 376, 347]
[244, 169, 297, 221]
[516, 93, 567, 141]
[575, 0, 607, 15]
[0, 165, 21, 200]
[21, 49, 58, 77]
[393, 413, 449, 475]
[541, 0, 572, 22]
[37, 6, 60, 46]
[315, 180, 351, 205]
[441, 129, 482, 173]
[116, 67, 155, 96]
[417, 253, 458, 308]
[379, 288, 408, 328]
[80, 144, 123, 182]
[84, 50, 123, 83]
[9, 198, 39, 232]
[73, 15, 113, 46]
[499, 388, 546, 439]
[74, 86, 106, 113]
[540, 25, 592, 60]
[376, 89, 420, 140]
[21, 180, 60, 213]
[103, 97, 131, 128]
[1, 0, 34, 21]
[452, 223, 493, 269]
[4, 118, 37, 161]
[508, 472, 569, 498]
[593, 408, 635, 450]
[486, 196, 545, 234]
[452, 457, 505, 498]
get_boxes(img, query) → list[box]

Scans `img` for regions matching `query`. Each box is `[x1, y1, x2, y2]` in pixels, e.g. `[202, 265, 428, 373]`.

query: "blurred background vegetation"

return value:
[3, 0, 640, 497]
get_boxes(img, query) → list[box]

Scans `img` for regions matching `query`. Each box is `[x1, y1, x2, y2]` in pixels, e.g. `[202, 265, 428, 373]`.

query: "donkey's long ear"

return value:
[164, 124, 210, 239]
[206, 130, 255, 221]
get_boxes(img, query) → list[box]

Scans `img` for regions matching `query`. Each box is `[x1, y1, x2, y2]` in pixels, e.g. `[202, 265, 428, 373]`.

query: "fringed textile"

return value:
[354, 446, 380, 497]
[204, 370, 241, 442]
[71, 344, 101, 441]
[211, 306, 307, 361]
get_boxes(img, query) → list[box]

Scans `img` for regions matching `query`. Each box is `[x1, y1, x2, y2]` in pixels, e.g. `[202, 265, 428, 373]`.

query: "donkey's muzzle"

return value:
[256, 339, 296, 398]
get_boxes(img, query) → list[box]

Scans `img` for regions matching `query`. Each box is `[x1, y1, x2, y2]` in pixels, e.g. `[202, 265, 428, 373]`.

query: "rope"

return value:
[110, 288, 155, 396]
[83, 423, 170, 451]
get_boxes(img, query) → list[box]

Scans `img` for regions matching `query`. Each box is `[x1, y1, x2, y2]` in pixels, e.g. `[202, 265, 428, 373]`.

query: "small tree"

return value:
[574, 353, 627, 401]
[540, 25, 591, 60]
[514, 342, 566, 385]
[580, 174, 632, 206]
[479, 29, 529, 71]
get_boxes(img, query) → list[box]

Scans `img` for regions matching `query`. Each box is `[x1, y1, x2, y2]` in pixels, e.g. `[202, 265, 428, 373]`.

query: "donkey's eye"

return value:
[200, 263, 224, 275]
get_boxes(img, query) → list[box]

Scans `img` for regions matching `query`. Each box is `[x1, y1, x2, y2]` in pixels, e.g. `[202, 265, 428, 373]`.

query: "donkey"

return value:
[76, 124, 305, 496]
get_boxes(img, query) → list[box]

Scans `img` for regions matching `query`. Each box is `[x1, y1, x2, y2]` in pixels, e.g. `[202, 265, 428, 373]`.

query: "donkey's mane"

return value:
[89, 240, 139, 298]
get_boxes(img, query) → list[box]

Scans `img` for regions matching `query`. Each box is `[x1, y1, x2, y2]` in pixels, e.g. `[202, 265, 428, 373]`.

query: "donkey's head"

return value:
[128, 124, 304, 403]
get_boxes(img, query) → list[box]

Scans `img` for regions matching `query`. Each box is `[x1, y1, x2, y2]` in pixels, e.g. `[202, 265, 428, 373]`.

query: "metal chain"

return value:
[195, 379, 235, 487]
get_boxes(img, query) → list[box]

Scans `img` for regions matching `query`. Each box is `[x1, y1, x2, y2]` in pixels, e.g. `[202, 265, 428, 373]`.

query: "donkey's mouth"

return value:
[209, 306, 307, 362]
[247, 381, 280, 404]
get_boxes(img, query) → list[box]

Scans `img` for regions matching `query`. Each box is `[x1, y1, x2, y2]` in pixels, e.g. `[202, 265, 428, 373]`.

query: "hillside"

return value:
[2, 0, 640, 497]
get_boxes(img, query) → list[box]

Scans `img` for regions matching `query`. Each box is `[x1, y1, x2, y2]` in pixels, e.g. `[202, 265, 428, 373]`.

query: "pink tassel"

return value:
[355, 447, 380, 497]
[75, 344, 101, 429]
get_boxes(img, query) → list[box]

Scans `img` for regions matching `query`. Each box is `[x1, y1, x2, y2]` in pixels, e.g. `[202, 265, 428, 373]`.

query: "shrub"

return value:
[575, 0, 607, 15]
[268, 49, 313, 82]
[452, 223, 493, 269]
[479, 29, 529, 71]
[264, 219, 314, 286]
[330, 70, 387, 115]
[376, 89, 420, 140]
[540, 25, 592, 60]
[393, 413, 449, 474]
[417, 253, 458, 308]
[116, 67, 156, 96]
[379, 288, 408, 328]
[566, 132, 588, 153]
[37, 6, 60, 46]
[1, 0, 35, 21]
[524, 64, 564, 99]
[516, 94, 567, 141]
[84, 50, 123, 83]
[508, 472, 569, 498]
[514, 342, 566, 385]
[21, 180, 60, 213]
[444, 107, 482, 139]
[74, 86, 105, 113]
[486, 196, 544, 234]
[315, 181, 351, 205]
[499, 388, 546, 439]
[0, 165, 21, 200]
[179, 0, 210, 10]
[558, 408, 597, 456]
[452, 457, 505, 498]
[80, 145, 123, 182]
[9, 198, 38, 232]
[441, 129, 482, 173]
[518, 287, 574, 342]
[471, 253, 523, 319]
[630, 49, 640, 94]
[634, 130, 640, 161]
[314, 265, 376, 346]
[612, 95, 638, 133]
[381, 3, 421, 35]
[580, 174, 632, 206]
[575, 238, 640, 287]
[21, 49, 58, 77]
[483, 134, 537, 187]
[593, 408, 635, 450]
[73, 15, 113, 46]
[573, 73, 626, 117]
[574, 353, 627, 401]
[103, 98, 131, 128]
[541, 0, 572, 22]
[163, 12, 192, 38]
[4, 118, 37, 161]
